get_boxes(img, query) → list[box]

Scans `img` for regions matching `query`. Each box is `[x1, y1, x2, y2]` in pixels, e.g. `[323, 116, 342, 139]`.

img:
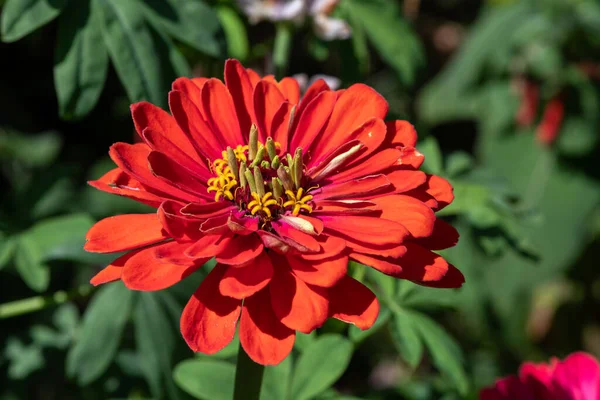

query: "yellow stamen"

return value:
[247, 192, 276, 218]
[283, 188, 314, 216]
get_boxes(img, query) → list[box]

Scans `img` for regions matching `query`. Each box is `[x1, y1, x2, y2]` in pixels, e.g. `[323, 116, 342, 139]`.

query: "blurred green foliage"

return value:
[1, 0, 599, 399]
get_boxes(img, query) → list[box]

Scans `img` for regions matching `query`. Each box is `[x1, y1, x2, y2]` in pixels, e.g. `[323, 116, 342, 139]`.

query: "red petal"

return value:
[109, 143, 198, 202]
[270, 101, 294, 152]
[327, 148, 402, 183]
[272, 221, 320, 253]
[415, 218, 459, 250]
[398, 146, 424, 169]
[314, 174, 391, 200]
[310, 84, 388, 163]
[90, 251, 139, 285]
[345, 240, 407, 259]
[172, 77, 203, 113]
[142, 127, 211, 180]
[253, 80, 286, 142]
[246, 68, 260, 85]
[88, 168, 165, 208]
[224, 59, 254, 137]
[342, 118, 387, 168]
[181, 201, 237, 219]
[157, 200, 203, 242]
[85, 213, 167, 253]
[370, 195, 435, 238]
[350, 253, 403, 275]
[424, 175, 454, 210]
[239, 288, 295, 366]
[228, 212, 259, 235]
[279, 215, 322, 236]
[181, 264, 241, 353]
[288, 254, 348, 287]
[386, 120, 417, 147]
[278, 77, 300, 105]
[154, 240, 208, 265]
[321, 215, 409, 247]
[380, 170, 427, 195]
[131, 101, 200, 164]
[219, 253, 273, 299]
[148, 151, 211, 199]
[289, 91, 337, 154]
[257, 230, 295, 254]
[122, 243, 201, 291]
[215, 234, 264, 265]
[201, 78, 245, 146]
[290, 78, 331, 138]
[329, 275, 379, 329]
[168, 91, 222, 160]
[185, 235, 232, 259]
[270, 257, 329, 333]
[301, 235, 346, 261]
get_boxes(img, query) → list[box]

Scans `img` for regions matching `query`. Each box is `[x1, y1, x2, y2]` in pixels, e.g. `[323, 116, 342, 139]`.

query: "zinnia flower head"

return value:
[85, 59, 464, 365]
[480, 352, 600, 400]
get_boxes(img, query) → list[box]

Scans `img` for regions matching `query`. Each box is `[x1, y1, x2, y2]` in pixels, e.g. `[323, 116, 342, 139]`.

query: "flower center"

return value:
[206, 125, 314, 221]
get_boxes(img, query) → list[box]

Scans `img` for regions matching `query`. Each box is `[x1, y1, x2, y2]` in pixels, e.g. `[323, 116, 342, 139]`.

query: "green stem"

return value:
[0, 285, 93, 319]
[273, 23, 293, 78]
[233, 341, 265, 400]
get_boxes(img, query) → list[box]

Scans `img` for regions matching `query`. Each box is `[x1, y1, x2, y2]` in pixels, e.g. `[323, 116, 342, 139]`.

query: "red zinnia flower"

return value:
[480, 352, 600, 400]
[85, 59, 464, 365]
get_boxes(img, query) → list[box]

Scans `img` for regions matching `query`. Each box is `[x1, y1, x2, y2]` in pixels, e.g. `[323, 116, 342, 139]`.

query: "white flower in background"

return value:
[293, 73, 341, 92]
[236, 0, 351, 40]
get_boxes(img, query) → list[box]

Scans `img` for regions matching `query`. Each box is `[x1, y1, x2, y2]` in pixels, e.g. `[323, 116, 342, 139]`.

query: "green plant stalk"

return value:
[273, 23, 293, 78]
[0, 284, 93, 319]
[233, 341, 265, 400]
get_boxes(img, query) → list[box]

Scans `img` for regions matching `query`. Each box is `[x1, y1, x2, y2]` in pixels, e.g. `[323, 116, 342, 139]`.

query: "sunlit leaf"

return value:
[1, 0, 68, 42]
[67, 282, 135, 385]
[173, 359, 235, 400]
[216, 5, 249, 61]
[291, 334, 353, 400]
[54, 0, 108, 120]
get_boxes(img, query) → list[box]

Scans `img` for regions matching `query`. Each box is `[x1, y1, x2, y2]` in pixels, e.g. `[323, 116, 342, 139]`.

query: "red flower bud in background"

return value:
[536, 96, 564, 146]
[515, 79, 539, 128]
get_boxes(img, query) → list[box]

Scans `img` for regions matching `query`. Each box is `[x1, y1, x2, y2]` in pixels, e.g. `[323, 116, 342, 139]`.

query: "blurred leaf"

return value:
[0, 235, 16, 270]
[411, 313, 469, 395]
[390, 309, 423, 368]
[260, 355, 292, 400]
[173, 359, 235, 400]
[556, 117, 598, 157]
[216, 5, 249, 61]
[115, 350, 146, 378]
[295, 331, 316, 352]
[4, 338, 44, 379]
[142, 0, 221, 57]
[446, 152, 473, 178]
[291, 334, 353, 400]
[418, 3, 533, 124]
[29, 177, 74, 220]
[344, 0, 424, 86]
[419, 136, 443, 175]
[14, 234, 50, 292]
[54, 0, 108, 120]
[67, 282, 134, 385]
[134, 292, 181, 400]
[526, 43, 562, 80]
[0, 130, 62, 167]
[30, 325, 69, 349]
[1, 0, 68, 42]
[349, 306, 390, 344]
[96, 0, 183, 107]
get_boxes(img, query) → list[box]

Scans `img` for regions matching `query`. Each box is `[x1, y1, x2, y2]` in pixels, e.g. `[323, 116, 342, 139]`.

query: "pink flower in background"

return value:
[236, 0, 351, 40]
[480, 352, 600, 400]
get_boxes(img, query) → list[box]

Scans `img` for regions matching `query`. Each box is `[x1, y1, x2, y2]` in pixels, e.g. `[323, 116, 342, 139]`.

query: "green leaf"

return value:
[0, 235, 16, 270]
[96, 0, 182, 107]
[349, 307, 391, 344]
[260, 355, 292, 400]
[344, 0, 424, 86]
[4, 338, 44, 379]
[173, 359, 235, 400]
[67, 282, 135, 385]
[411, 313, 469, 395]
[134, 292, 181, 400]
[54, 0, 108, 120]
[142, 0, 221, 57]
[291, 334, 354, 400]
[364, 262, 396, 297]
[216, 5, 249, 61]
[0, 130, 62, 167]
[390, 309, 423, 368]
[14, 234, 50, 292]
[1, 0, 68, 42]
[446, 152, 473, 178]
[24, 213, 98, 263]
[556, 117, 598, 157]
[294, 331, 316, 352]
[418, 136, 443, 175]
